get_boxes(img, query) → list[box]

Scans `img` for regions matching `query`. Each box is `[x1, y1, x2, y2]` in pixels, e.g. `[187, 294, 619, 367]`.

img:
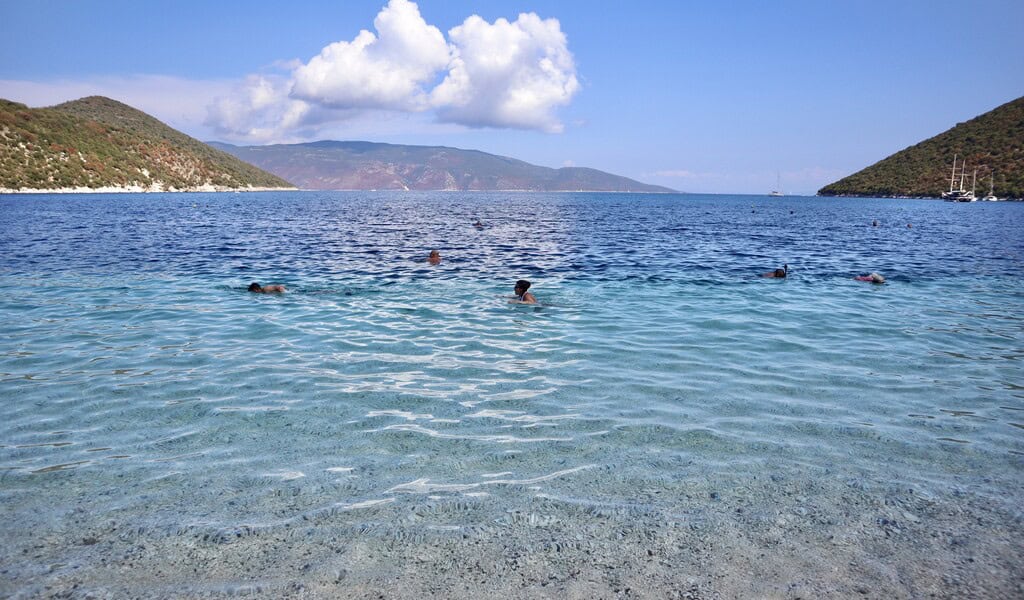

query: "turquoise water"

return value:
[1, 192, 1022, 597]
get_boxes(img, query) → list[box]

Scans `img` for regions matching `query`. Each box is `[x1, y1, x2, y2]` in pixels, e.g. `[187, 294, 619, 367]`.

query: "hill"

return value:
[0, 96, 293, 192]
[209, 140, 676, 193]
[818, 96, 1024, 199]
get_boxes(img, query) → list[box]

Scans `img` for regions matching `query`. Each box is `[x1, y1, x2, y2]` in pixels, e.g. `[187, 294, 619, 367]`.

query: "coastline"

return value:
[0, 187, 673, 195]
[0, 184, 297, 194]
[817, 193, 1021, 201]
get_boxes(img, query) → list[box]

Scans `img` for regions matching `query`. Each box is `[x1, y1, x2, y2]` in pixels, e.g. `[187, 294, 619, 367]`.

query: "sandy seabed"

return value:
[2, 469, 1020, 600]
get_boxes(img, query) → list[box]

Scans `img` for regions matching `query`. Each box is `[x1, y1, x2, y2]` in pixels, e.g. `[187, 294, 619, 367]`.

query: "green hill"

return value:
[0, 96, 293, 192]
[819, 96, 1024, 199]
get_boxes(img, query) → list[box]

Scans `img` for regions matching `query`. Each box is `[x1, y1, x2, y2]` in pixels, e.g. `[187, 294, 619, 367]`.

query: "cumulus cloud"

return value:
[291, 0, 449, 111]
[203, 0, 581, 141]
[205, 75, 314, 142]
[431, 13, 579, 132]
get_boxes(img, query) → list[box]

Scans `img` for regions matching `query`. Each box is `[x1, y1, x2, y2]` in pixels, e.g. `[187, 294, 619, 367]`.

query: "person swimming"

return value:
[473, 219, 484, 228]
[248, 282, 286, 293]
[512, 279, 537, 304]
[855, 273, 885, 284]
[428, 250, 441, 265]
[761, 264, 788, 278]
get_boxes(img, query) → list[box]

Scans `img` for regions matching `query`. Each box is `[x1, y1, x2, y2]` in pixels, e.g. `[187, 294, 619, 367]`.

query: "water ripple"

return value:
[0, 192, 1022, 570]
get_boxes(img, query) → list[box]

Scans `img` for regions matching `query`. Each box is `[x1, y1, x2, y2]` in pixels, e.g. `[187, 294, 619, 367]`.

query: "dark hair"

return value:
[774, 268, 787, 278]
[248, 282, 262, 292]
[515, 279, 531, 291]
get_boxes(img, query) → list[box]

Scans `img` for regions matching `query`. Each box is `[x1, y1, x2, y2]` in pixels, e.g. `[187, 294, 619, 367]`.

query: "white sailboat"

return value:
[982, 172, 998, 201]
[942, 154, 976, 202]
[769, 172, 783, 197]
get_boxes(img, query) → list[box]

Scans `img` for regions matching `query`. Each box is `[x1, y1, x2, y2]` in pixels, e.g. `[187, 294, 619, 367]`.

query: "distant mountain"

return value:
[209, 140, 676, 193]
[819, 96, 1024, 199]
[0, 96, 293, 192]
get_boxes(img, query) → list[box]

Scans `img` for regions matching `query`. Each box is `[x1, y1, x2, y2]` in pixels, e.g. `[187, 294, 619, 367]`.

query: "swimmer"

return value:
[248, 282, 286, 293]
[473, 219, 484, 228]
[872, 220, 879, 227]
[854, 273, 885, 284]
[511, 279, 537, 304]
[428, 249, 441, 265]
[761, 264, 788, 278]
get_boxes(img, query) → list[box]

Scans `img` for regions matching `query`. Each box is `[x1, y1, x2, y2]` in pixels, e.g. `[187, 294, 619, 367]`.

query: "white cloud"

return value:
[203, 0, 581, 141]
[205, 74, 317, 142]
[432, 12, 579, 132]
[1, 1, 582, 144]
[290, 0, 449, 111]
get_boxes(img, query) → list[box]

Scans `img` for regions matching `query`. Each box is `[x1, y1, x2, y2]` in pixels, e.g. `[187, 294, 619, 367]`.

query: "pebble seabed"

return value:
[2, 468, 1021, 599]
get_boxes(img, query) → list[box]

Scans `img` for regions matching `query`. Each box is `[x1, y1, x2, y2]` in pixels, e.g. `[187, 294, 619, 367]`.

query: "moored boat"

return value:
[942, 154, 976, 202]
[982, 172, 998, 201]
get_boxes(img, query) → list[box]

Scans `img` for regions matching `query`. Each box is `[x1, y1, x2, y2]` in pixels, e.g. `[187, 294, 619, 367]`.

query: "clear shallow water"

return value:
[1, 192, 1023, 596]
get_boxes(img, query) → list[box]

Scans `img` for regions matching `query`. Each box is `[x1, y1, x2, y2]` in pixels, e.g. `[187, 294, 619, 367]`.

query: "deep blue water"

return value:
[1, 191, 1022, 594]
[3, 192, 1021, 284]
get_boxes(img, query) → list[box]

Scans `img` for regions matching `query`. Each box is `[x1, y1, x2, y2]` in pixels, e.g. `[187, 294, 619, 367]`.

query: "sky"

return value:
[1, 0, 1022, 194]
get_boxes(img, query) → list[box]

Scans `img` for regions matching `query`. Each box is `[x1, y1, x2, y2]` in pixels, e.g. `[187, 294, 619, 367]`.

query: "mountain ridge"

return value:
[209, 140, 676, 193]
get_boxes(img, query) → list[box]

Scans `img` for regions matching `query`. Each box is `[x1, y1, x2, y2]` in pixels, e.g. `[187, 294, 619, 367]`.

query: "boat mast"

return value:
[949, 154, 957, 192]
[971, 168, 977, 195]
[959, 161, 966, 191]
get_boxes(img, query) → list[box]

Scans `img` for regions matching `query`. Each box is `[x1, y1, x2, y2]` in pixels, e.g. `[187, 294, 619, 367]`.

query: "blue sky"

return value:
[1, 0, 1022, 194]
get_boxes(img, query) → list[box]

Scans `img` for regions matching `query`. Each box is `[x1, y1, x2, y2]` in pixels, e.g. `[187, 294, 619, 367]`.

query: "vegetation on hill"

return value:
[210, 140, 676, 193]
[0, 96, 293, 191]
[819, 96, 1024, 199]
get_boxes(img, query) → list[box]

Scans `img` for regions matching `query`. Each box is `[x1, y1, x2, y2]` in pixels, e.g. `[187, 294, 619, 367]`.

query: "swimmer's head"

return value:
[869, 273, 885, 284]
[248, 282, 262, 292]
[515, 279, 531, 294]
[429, 250, 440, 259]
[774, 268, 787, 278]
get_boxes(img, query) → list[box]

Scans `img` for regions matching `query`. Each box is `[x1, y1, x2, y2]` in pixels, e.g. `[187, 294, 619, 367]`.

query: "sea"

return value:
[1, 191, 1022, 598]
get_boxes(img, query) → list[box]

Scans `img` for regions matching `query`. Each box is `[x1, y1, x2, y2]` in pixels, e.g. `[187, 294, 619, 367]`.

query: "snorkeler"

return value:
[428, 250, 441, 265]
[248, 282, 286, 293]
[761, 264, 788, 278]
[512, 279, 537, 304]
[854, 273, 885, 284]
